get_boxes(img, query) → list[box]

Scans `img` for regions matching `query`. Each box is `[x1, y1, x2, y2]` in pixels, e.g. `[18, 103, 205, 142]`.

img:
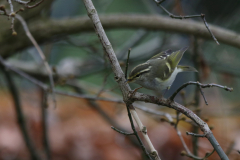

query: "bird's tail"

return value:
[168, 47, 188, 69]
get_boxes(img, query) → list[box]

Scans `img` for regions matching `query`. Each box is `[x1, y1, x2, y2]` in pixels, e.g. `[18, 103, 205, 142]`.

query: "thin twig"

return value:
[134, 103, 174, 122]
[41, 90, 51, 160]
[170, 81, 233, 101]
[192, 37, 201, 157]
[198, 85, 208, 105]
[95, 72, 110, 97]
[14, 0, 30, 5]
[126, 105, 153, 160]
[201, 14, 219, 45]
[162, 111, 215, 160]
[182, 148, 215, 160]
[153, 0, 219, 45]
[7, 0, 16, 34]
[0, 66, 41, 160]
[125, 48, 131, 79]
[186, 131, 206, 138]
[174, 111, 180, 129]
[177, 130, 192, 156]
[111, 126, 134, 135]
[26, 0, 44, 9]
[0, 56, 124, 104]
[15, 15, 56, 108]
[4, 0, 44, 34]
[131, 92, 229, 160]
[70, 84, 142, 149]
[0, 55, 48, 90]
[14, 0, 45, 8]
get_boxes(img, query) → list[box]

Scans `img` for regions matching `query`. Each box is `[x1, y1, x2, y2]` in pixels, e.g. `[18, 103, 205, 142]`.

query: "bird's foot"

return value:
[129, 86, 143, 98]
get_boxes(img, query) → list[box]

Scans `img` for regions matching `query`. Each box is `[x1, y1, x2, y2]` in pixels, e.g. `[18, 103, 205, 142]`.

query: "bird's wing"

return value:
[149, 49, 173, 60]
[148, 47, 188, 80]
[153, 60, 172, 80]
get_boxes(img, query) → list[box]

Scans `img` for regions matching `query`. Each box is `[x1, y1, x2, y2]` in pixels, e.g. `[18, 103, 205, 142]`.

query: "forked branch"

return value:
[82, 0, 230, 160]
[153, 0, 219, 45]
[170, 81, 233, 101]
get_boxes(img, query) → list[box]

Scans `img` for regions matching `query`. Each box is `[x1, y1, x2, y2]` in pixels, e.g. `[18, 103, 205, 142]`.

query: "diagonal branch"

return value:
[0, 39, 230, 159]
[15, 15, 56, 108]
[82, 0, 161, 159]
[131, 92, 229, 160]
[82, 1, 230, 160]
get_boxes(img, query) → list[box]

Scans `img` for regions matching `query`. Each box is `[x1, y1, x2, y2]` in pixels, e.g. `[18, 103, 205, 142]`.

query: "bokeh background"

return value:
[0, 0, 240, 159]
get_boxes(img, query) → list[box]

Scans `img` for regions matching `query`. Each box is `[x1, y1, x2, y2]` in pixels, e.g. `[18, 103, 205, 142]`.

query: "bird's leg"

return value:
[129, 86, 143, 98]
[132, 86, 143, 95]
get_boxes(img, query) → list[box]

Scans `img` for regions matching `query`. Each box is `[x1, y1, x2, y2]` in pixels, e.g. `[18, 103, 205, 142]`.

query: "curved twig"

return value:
[170, 81, 233, 101]
[2, 14, 240, 57]
[15, 15, 56, 108]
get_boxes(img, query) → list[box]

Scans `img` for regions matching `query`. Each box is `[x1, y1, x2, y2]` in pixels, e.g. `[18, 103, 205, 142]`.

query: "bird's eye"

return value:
[136, 74, 140, 78]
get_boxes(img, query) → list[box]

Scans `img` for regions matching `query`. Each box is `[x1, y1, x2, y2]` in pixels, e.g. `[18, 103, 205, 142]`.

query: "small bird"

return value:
[126, 47, 197, 95]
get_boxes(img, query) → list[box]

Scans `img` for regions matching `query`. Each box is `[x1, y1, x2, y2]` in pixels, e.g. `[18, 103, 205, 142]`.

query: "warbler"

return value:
[126, 47, 197, 95]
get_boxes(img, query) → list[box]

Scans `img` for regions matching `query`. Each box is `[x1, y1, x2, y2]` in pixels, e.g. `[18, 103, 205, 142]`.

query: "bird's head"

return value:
[126, 63, 151, 84]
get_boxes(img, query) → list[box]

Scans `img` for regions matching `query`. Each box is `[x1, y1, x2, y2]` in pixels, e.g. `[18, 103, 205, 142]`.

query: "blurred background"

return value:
[0, 0, 240, 159]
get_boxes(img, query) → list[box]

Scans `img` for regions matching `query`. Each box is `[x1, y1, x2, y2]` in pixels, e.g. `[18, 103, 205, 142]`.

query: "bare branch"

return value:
[153, 0, 219, 45]
[0, 55, 48, 90]
[81, 1, 230, 159]
[170, 81, 233, 101]
[0, 65, 41, 160]
[82, 0, 160, 159]
[111, 126, 134, 136]
[125, 48, 131, 79]
[41, 90, 51, 160]
[3, 15, 240, 57]
[161, 112, 214, 160]
[15, 15, 56, 108]
[198, 85, 208, 105]
[26, 0, 44, 9]
[131, 92, 229, 160]
[186, 131, 206, 138]
[13, 0, 44, 8]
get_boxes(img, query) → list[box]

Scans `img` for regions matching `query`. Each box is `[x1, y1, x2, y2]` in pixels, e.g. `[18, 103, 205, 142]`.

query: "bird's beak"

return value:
[125, 79, 130, 84]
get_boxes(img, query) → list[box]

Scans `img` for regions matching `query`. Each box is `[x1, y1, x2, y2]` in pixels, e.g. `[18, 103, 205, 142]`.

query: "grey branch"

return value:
[186, 131, 206, 138]
[2, 15, 240, 57]
[153, 0, 219, 45]
[131, 92, 229, 160]
[82, 0, 160, 159]
[170, 81, 233, 101]
[81, 0, 230, 159]
[111, 126, 135, 135]
[15, 14, 56, 108]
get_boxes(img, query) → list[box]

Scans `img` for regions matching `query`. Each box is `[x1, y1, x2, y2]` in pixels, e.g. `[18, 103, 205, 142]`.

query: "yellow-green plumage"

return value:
[127, 47, 197, 93]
